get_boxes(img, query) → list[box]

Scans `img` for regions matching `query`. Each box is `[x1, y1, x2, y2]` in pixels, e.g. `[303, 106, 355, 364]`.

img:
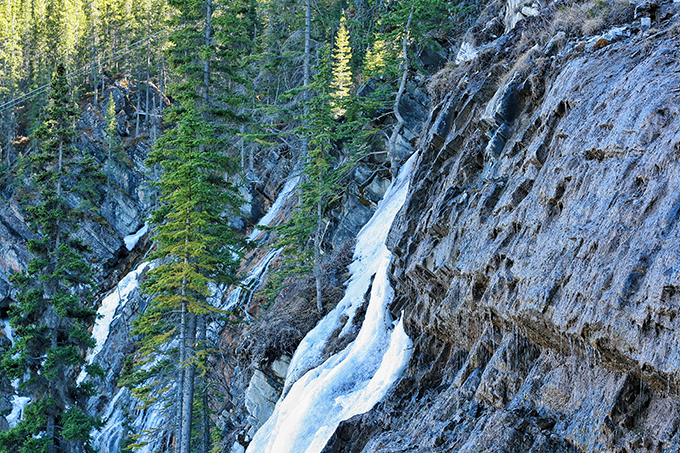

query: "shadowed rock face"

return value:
[323, 24, 680, 453]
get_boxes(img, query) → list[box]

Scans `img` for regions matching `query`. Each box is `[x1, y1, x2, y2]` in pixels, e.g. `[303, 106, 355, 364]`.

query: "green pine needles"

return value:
[330, 12, 353, 117]
[127, 2, 253, 452]
[144, 101, 245, 318]
[131, 98, 247, 453]
[0, 66, 103, 453]
[267, 40, 365, 314]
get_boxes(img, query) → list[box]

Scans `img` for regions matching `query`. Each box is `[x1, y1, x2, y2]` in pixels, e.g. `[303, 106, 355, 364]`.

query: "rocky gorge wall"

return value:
[316, 5, 680, 453]
[3, 0, 680, 451]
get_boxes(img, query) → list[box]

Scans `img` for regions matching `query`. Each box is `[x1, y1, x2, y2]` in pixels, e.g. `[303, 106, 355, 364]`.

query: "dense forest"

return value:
[0, 0, 471, 452]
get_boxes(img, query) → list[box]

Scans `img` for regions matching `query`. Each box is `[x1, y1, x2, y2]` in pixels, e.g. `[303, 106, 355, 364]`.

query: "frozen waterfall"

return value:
[245, 152, 418, 453]
[78, 261, 155, 384]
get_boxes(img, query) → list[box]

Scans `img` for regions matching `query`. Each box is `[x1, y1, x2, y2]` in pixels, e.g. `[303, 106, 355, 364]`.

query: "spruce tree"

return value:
[105, 93, 120, 159]
[363, 37, 391, 78]
[0, 65, 103, 453]
[271, 44, 355, 314]
[138, 101, 246, 453]
[129, 2, 253, 452]
[330, 12, 353, 117]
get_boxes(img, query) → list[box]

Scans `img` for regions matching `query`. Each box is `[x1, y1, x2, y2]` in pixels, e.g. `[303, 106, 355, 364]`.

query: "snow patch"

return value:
[3, 320, 31, 428]
[1, 318, 13, 345]
[78, 261, 155, 383]
[245, 153, 418, 453]
[456, 42, 478, 64]
[6, 393, 31, 428]
[124, 223, 149, 251]
[249, 175, 300, 241]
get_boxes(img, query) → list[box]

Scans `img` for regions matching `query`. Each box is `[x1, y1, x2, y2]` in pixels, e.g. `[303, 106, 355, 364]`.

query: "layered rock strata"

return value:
[323, 14, 680, 453]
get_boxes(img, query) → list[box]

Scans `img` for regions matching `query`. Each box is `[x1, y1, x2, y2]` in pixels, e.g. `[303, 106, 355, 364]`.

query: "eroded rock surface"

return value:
[324, 15, 680, 453]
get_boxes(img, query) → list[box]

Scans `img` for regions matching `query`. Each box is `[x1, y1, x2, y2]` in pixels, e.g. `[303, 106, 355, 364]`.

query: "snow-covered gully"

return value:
[245, 152, 418, 453]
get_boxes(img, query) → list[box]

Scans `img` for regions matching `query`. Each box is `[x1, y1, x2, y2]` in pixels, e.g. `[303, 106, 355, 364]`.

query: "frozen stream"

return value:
[245, 152, 418, 453]
[77, 260, 156, 384]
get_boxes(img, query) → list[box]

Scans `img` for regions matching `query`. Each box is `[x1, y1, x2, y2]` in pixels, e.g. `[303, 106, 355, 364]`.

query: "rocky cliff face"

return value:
[318, 6, 680, 453]
[3, 1, 680, 451]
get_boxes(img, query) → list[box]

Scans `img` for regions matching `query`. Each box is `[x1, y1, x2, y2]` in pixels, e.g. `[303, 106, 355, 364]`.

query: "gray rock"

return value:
[245, 356, 291, 432]
[245, 370, 280, 429]
[271, 355, 291, 379]
[480, 69, 526, 130]
[230, 442, 246, 453]
[324, 23, 680, 453]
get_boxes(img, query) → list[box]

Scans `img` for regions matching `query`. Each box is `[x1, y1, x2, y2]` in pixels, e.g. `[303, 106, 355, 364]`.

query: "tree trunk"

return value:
[301, 0, 311, 160]
[135, 88, 140, 138]
[146, 41, 151, 129]
[387, 8, 413, 181]
[203, 0, 212, 109]
[180, 312, 197, 453]
[46, 314, 59, 453]
[314, 198, 324, 314]
[176, 301, 187, 451]
[197, 315, 210, 453]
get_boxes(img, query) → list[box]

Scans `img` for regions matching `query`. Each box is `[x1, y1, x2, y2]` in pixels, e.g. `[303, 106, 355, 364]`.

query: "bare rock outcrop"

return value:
[323, 11, 680, 453]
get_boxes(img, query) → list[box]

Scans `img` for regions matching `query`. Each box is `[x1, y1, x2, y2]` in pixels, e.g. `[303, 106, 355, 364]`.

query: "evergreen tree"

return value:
[138, 100, 245, 453]
[270, 44, 354, 314]
[330, 12, 353, 117]
[0, 65, 103, 453]
[105, 93, 122, 160]
[103, 92, 121, 220]
[363, 37, 388, 78]
[128, 2, 253, 452]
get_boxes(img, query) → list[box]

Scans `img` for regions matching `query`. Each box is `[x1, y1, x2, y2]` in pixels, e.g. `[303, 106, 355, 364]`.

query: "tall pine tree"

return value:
[129, 1, 253, 452]
[0, 65, 103, 453]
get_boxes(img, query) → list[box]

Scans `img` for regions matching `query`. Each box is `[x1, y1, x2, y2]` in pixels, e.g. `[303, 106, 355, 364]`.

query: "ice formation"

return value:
[222, 249, 280, 312]
[249, 174, 300, 241]
[245, 152, 418, 453]
[456, 42, 478, 65]
[89, 262, 165, 453]
[6, 392, 31, 428]
[1, 318, 12, 345]
[1, 319, 32, 429]
[124, 223, 149, 251]
[78, 261, 155, 383]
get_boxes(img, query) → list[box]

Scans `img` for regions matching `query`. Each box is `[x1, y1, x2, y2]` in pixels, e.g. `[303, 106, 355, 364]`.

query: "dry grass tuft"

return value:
[551, 0, 634, 37]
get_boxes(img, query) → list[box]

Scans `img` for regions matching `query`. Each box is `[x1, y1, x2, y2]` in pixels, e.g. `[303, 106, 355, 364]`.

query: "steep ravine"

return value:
[3, 1, 680, 452]
[318, 15, 680, 453]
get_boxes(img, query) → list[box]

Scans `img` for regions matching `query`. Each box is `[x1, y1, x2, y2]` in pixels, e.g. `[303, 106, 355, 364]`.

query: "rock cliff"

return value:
[318, 7, 680, 453]
[3, 0, 680, 451]
[229, 2, 680, 452]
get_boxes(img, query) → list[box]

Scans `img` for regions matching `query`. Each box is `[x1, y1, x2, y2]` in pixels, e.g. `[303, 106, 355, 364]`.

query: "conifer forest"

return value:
[2, 0, 680, 452]
[0, 0, 466, 451]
